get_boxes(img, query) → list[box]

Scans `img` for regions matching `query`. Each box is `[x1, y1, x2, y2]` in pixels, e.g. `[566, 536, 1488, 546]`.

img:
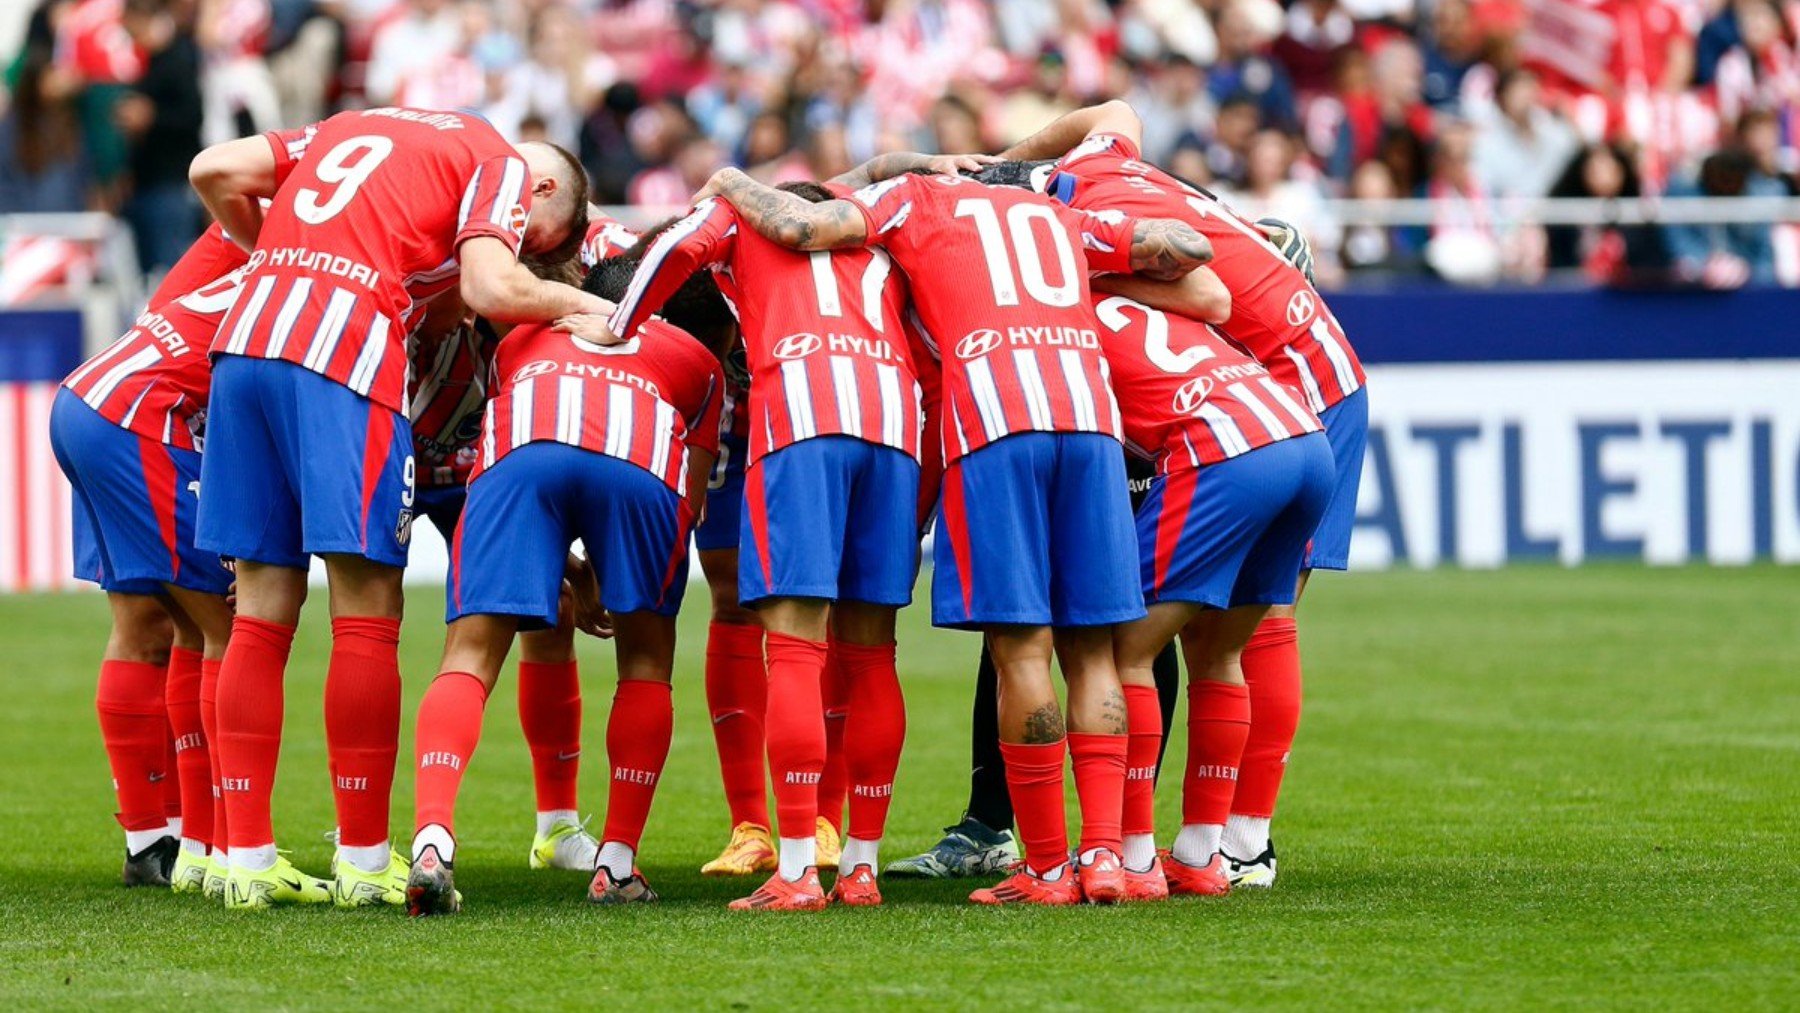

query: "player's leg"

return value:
[1229, 398, 1360, 884]
[1045, 433, 1147, 905]
[155, 599, 211, 891]
[815, 643, 849, 863]
[573, 452, 690, 905]
[587, 611, 675, 904]
[406, 613, 518, 916]
[1111, 602, 1198, 899]
[1167, 605, 1265, 896]
[517, 615, 599, 872]
[165, 584, 236, 897]
[95, 591, 181, 884]
[194, 357, 326, 909]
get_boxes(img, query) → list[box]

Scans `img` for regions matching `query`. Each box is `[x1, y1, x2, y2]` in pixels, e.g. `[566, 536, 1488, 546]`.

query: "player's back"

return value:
[1094, 295, 1321, 471]
[846, 173, 1136, 460]
[410, 318, 496, 489]
[1053, 133, 1363, 412]
[480, 320, 722, 491]
[65, 265, 249, 450]
[147, 223, 248, 308]
[215, 108, 530, 413]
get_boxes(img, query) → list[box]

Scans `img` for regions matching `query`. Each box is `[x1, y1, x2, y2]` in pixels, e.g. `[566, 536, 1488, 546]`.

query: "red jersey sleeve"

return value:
[688, 364, 724, 458]
[1063, 205, 1137, 275]
[1058, 131, 1141, 170]
[845, 174, 920, 241]
[607, 198, 738, 339]
[263, 124, 319, 190]
[455, 154, 532, 254]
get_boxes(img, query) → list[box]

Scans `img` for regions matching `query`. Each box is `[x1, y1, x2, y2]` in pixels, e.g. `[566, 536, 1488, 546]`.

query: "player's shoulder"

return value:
[642, 320, 717, 370]
[1062, 131, 1140, 169]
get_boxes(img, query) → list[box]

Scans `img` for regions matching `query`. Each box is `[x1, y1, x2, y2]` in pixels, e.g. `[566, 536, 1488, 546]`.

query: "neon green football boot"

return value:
[332, 849, 407, 908]
[169, 848, 210, 894]
[224, 855, 331, 911]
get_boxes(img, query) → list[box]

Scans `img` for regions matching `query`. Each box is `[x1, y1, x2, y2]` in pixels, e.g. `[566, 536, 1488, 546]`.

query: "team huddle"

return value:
[49, 96, 1366, 913]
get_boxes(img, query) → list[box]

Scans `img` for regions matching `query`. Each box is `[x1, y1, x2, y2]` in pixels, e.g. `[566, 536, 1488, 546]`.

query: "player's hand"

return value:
[555, 312, 626, 345]
[690, 167, 740, 205]
[1256, 217, 1316, 285]
[928, 153, 1004, 175]
[565, 557, 612, 639]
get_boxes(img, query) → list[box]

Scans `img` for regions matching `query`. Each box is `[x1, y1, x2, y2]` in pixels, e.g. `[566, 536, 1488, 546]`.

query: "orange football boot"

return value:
[728, 868, 830, 912]
[829, 864, 882, 907]
[1162, 852, 1231, 897]
[968, 864, 1081, 906]
[1123, 855, 1170, 902]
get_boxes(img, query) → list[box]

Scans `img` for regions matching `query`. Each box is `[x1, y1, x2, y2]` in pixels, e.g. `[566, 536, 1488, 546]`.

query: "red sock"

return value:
[1000, 740, 1067, 874]
[837, 641, 904, 843]
[1233, 617, 1302, 819]
[413, 671, 489, 836]
[96, 659, 172, 833]
[1122, 684, 1163, 839]
[601, 679, 673, 849]
[165, 647, 210, 848]
[517, 659, 582, 813]
[704, 621, 769, 827]
[1184, 680, 1251, 827]
[816, 643, 849, 833]
[325, 616, 402, 848]
[161, 688, 182, 822]
[217, 616, 294, 849]
[762, 631, 827, 840]
[199, 657, 227, 851]
[1068, 731, 1128, 855]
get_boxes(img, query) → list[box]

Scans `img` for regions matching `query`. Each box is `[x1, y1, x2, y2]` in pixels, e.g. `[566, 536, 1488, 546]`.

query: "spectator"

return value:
[197, 0, 281, 144]
[117, 0, 203, 274]
[363, 0, 461, 106]
[1737, 108, 1798, 195]
[1273, 0, 1356, 99]
[1545, 142, 1671, 283]
[1209, 0, 1299, 130]
[997, 49, 1076, 147]
[1341, 158, 1426, 275]
[1472, 69, 1581, 198]
[1664, 148, 1778, 286]
[1420, 0, 1485, 110]
[1206, 94, 1262, 187]
[1128, 54, 1216, 166]
[487, 5, 616, 151]
[1422, 121, 1512, 284]
[0, 1, 89, 213]
[1224, 129, 1345, 284]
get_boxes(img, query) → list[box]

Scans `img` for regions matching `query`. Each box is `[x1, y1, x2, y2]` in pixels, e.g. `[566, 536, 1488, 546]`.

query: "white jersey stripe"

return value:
[302, 288, 357, 372]
[116, 380, 155, 431]
[511, 377, 535, 451]
[1227, 381, 1291, 441]
[876, 363, 904, 450]
[556, 375, 584, 446]
[650, 399, 676, 478]
[1198, 403, 1251, 457]
[263, 278, 313, 358]
[1098, 356, 1123, 436]
[224, 275, 277, 355]
[81, 346, 163, 411]
[604, 385, 634, 458]
[609, 201, 717, 337]
[1284, 347, 1327, 413]
[64, 334, 135, 390]
[1012, 350, 1053, 430]
[965, 357, 1009, 442]
[489, 159, 526, 228]
[1314, 315, 1361, 396]
[830, 356, 862, 438]
[1056, 349, 1098, 431]
[781, 360, 816, 440]
[347, 313, 390, 396]
[1260, 377, 1319, 433]
[458, 165, 482, 229]
[481, 405, 496, 468]
[860, 250, 892, 333]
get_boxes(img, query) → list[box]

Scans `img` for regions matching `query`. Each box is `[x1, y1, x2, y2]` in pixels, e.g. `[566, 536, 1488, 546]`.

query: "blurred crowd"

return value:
[2, 0, 1797, 289]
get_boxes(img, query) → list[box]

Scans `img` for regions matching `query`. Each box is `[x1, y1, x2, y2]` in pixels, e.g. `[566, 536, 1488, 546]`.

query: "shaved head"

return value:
[517, 141, 589, 260]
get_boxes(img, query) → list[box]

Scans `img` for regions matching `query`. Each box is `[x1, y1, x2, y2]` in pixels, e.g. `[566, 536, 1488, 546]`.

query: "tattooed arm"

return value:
[999, 99, 1144, 161]
[695, 168, 870, 251]
[1129, 218, 1214, 281]
[1094, 266, 1231, 325]
[831, 151, 1001, 188]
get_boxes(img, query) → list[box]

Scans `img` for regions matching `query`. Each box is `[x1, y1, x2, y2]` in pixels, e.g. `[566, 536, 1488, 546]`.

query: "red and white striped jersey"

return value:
[609, 197, 924, 464]
[410, 319, 496, 489]
[1053, 132, 1365, 413]
[844, 173, 1139, 463]
[579, 214, 639, 268]
[147, 224, 248, 308]
[211, 108, 532, 415]
[63, 249, 250, 451]
[1094, 296, 1322, 473]
[476, 320, 723, 493]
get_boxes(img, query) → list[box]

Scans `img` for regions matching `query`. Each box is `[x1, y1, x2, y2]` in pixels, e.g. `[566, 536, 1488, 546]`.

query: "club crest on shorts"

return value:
[396, 509, 414, 546]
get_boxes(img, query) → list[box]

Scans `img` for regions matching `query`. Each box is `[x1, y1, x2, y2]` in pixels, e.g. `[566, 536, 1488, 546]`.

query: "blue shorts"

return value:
[740, 436, 921, 608]
[415, 485, 467, 542]
[1306, 387, 1368, 571]
[694, 432, 746, 553]
[1139, 434, 1335, 610]
[932, 432, 1144, 629]
[48, 389, 232, 595]
[197, 356, 414, 569]
[447, 443, 691, 628]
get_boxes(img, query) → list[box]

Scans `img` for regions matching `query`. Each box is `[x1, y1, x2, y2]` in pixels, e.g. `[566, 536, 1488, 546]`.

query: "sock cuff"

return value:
[168, 646, 205, 668]
[707, 620, 764, 658]
[232, 614, 297, 651]
[832, 640, 897, 666]
[1189, 679, 1252, 718]
[764, 630, 829, 662]
[998, 738, 1066, 776]
[435, 670, 491, 703]
[614, 678, 673, 701]
[1247, 616, 1299, 648]
[331, 615, 402, 645]
[1066, 731, 1129, 758]
[518, 659, 579, 680]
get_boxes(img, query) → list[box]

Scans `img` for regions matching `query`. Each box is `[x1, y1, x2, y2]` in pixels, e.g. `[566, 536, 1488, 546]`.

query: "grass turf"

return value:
[0, 565, 1795, 1009]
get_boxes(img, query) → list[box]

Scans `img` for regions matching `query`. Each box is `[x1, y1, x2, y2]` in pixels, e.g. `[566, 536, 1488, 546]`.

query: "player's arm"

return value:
[458, 236, 609, 323]
[607, 199, 734, 341]
[696, 168, 870, 251]
[1128, 218, 1213, 281]
[830, 151, 1000, 188]
[189, 135, 280, 251]
[1094, 267, 1231, 325]
[999, 99, 1143, 161]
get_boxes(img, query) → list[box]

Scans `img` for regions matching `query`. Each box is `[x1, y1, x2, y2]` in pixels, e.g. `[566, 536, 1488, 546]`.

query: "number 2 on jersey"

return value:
[294, 136, 395, 225]
[1095, 296, 1215, 373]
[953, 198, 1080, 308]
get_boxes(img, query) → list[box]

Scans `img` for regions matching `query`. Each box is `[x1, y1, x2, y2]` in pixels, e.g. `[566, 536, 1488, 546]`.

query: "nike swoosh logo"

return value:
[556, 750, 581, 761]
[280, 876, 305, 892]
[147, 773, 166, 783]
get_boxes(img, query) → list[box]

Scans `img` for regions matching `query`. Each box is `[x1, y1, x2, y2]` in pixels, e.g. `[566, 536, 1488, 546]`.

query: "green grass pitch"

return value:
[0, 565, 1795, 1009]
